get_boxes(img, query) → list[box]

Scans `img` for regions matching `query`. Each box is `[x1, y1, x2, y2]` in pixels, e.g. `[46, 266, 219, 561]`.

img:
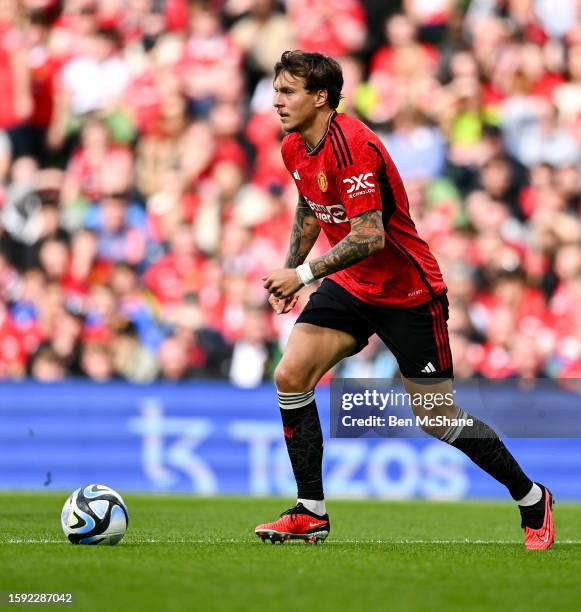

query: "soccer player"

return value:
[255, 51, 555, 549]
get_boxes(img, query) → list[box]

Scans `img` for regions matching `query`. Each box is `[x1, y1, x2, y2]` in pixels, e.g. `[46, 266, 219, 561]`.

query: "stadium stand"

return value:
[0, 0, 579, 383]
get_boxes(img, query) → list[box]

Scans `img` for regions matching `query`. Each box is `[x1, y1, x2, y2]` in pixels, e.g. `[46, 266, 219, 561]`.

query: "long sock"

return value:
[278, 390, 324, 500]
[517, 483, 542, 506]
[442, 408, 533, 500]
[298, 498, 327, 516]
[518, 483, 546, 529]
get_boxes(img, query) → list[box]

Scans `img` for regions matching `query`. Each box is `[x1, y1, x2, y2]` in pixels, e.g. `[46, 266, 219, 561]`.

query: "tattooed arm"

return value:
[263, 209, 385, 304]
[262, 195, 321, 313]
[309, 210, 385, 279]
[284, 194, 321, 267]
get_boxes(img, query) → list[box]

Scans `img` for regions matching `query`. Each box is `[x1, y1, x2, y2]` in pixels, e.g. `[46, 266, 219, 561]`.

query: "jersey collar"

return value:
[305, 110, 337, 156]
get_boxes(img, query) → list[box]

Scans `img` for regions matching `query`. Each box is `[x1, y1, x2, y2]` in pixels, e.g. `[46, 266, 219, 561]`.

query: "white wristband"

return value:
[296, 262, 315, 286]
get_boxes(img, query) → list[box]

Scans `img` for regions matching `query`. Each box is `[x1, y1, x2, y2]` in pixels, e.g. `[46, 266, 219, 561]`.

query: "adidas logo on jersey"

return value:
[421, 362, 436, 373]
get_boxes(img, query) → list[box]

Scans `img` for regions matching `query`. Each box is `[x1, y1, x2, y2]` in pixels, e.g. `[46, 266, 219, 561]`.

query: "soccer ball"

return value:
[61, 484, 129, 545]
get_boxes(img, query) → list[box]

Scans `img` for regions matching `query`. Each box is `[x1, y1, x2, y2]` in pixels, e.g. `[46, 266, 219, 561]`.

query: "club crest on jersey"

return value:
[318, 171, 328, 192]
[343, 173, 375, 198]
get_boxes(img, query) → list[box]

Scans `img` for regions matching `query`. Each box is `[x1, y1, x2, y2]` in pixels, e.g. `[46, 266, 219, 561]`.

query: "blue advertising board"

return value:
[0, 382, 579, 499]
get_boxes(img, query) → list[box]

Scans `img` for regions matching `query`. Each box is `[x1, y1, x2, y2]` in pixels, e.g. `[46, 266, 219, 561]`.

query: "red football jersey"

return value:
[281, 112, 446, 307]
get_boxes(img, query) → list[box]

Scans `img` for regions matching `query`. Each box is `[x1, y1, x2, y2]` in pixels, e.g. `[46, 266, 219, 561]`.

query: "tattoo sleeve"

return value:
[284, 194, 321, 268]
[309, 210, 385, 279]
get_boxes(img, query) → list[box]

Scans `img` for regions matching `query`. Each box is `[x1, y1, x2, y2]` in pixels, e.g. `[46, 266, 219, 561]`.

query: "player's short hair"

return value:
[274, 50, 343, 109]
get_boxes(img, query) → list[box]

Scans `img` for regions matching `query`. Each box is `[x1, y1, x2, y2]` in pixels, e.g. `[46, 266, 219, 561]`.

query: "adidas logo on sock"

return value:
[421, 362, 436, 373]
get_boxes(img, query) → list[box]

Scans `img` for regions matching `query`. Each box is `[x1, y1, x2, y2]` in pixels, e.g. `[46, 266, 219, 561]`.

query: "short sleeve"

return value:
[280, 135, 295, 173]
[330, 127, 383, 219]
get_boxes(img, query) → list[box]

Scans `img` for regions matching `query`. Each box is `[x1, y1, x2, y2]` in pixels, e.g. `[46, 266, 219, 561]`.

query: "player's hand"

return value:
[262, 269, 303, 300]
[268, 293, 299, 315]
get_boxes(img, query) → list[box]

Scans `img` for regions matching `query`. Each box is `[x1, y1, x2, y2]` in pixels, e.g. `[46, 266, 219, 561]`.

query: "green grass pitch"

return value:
[1, 494, 580, 612]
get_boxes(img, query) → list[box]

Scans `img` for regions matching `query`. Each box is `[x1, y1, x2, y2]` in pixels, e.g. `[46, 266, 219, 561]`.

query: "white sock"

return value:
[517, 483, 542, 506]
[298, 498, 326, 516]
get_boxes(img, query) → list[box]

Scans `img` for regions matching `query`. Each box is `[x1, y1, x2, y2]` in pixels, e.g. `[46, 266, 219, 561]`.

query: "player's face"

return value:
[273, 71, 319, 133]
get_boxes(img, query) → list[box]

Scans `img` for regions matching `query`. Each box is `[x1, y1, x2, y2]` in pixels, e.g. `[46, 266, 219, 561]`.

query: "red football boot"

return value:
[521, 484, 555, 550]
[255, 503, 330, 544]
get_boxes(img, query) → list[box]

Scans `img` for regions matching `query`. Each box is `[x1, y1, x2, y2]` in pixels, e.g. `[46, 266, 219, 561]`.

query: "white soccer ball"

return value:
[61, 484, 129, 545]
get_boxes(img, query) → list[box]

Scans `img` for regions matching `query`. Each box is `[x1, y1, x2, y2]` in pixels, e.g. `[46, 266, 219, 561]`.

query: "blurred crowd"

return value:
[0, 0, 580, 385]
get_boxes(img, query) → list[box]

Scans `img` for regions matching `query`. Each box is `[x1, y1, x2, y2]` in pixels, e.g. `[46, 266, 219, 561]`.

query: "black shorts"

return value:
[296, 279, 453, 381]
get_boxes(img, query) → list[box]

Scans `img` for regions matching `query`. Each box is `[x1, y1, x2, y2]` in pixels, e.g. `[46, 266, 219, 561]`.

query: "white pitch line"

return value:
[357, 539, 581, 545]
[2, 538, 581, 545]
[3, 538, 64, 544]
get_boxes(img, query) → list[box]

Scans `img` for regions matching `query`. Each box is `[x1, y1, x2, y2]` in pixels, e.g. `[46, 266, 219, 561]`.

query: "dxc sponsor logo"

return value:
[343, 173, 375, 198]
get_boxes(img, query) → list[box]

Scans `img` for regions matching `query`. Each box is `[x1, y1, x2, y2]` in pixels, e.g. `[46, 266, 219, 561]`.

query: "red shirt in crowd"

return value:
[288, 0, 366, 58]
[0, 25, 24, 129]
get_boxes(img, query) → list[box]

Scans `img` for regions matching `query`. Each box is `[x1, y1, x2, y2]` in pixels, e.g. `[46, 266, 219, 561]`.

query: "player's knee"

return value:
[274, 361, 314, 393]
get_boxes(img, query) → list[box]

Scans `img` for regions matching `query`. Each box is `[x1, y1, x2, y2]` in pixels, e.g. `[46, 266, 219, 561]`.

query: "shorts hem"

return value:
[294, 316, 369, 357]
